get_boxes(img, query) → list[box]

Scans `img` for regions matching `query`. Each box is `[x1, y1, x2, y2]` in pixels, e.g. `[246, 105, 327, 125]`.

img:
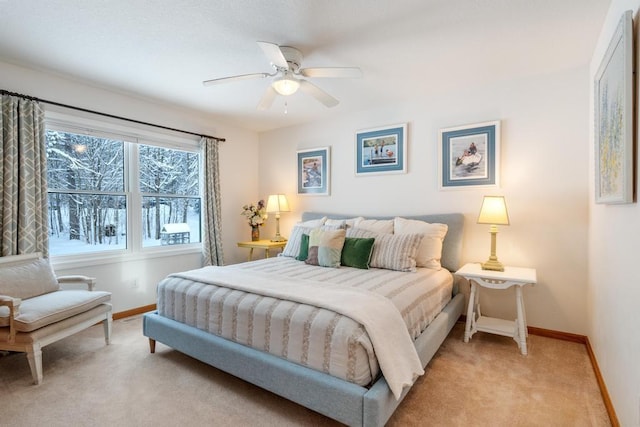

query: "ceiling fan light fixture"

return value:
[272, 75, 300, 96]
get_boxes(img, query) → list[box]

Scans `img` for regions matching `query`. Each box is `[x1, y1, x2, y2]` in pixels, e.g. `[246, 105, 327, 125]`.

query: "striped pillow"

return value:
[393, 217, 448, 270]
[281, 225, 315, 258]
[347, 227, 423, 272]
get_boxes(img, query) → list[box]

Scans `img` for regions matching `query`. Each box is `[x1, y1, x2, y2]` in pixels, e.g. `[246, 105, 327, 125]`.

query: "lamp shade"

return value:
[266, 194, 290, 213]
[272, 76, 300, 96]
[477, 196, 510, 225]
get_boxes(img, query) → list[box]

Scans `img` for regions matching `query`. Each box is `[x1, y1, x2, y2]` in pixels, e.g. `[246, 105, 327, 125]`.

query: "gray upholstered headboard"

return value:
[300, 212, 465, 272]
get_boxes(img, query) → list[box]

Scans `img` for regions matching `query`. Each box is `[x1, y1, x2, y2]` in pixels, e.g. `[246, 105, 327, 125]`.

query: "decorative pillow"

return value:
[298, 216, 327, 227]
[0, 257, 60, 299]
[346, 228, 423, 272]
[321, 221, 347, 230]
[341, 237, 375, 269]
[369, 233, 424, 272]
[281, 225, 315, 258]
[295, 234, 310, 261]
[357, 219, 394, 234]
[305, 228, 346, 268]
[393, 217, 449, 270]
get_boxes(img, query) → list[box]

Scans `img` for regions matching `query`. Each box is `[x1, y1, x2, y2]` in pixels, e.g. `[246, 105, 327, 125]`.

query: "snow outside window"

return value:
[46, 127, 201, 257]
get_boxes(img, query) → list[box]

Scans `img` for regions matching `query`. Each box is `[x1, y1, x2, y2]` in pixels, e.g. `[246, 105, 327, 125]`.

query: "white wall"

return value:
[589, 2, 640, 425]
[0, 60, 261, 313]
[259, 66, 590, 335]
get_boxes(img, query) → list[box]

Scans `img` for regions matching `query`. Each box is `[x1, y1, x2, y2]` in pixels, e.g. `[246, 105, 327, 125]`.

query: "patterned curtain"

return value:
[0, 95, 49, 257]
[201, 137, 224, 266]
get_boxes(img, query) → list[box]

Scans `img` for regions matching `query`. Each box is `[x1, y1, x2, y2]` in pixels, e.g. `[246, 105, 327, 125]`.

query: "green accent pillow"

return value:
[341, 237, 375, 269]
[295, 234, 310, 261]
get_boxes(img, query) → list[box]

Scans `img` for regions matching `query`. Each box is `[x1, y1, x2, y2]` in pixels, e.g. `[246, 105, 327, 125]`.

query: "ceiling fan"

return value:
[202, 41, 363, 110]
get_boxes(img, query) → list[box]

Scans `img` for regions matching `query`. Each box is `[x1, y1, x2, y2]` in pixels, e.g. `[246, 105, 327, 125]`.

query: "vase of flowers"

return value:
[241, 200, 267, 241]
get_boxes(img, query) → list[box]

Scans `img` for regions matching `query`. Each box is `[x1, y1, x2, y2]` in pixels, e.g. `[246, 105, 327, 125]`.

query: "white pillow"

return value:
[357, 219, 394, 234]
[298, 216, 327, 227]
[323, 219, 346, 229]
[325, 217, 364, 228]
[393, 217, 448, 270]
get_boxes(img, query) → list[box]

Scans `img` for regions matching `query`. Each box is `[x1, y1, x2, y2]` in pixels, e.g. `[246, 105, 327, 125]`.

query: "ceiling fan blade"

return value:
[203, 73, 271, 86]
[298, 80, 339, 108]
[257, 85, 278, 110]
[299, 67, 363, 78]
[257, 41, 288, 69]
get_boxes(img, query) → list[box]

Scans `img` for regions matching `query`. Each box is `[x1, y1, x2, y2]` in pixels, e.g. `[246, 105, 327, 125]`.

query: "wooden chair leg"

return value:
[149, 338, 156, 353]
[103, 312, 113, 345]
[26, 345, 43, 385]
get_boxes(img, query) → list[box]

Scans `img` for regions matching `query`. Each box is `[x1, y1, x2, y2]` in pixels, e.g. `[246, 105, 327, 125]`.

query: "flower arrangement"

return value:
[241, 200, 267, 227]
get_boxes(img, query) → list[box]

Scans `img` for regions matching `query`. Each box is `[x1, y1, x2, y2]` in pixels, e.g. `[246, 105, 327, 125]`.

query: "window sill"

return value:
[50, 244, 202, 270]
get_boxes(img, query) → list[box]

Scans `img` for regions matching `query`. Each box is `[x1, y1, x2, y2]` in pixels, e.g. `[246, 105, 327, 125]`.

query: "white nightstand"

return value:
[456, 263, 537, 355]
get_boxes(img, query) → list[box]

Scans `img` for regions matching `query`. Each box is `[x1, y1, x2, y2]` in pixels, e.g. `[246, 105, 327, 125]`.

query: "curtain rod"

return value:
[0, 89, 226, 142]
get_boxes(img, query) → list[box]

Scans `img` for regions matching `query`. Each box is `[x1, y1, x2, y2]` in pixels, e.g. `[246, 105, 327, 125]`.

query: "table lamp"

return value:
[266, 194, 290, 242]
[477, 195, 510, 271]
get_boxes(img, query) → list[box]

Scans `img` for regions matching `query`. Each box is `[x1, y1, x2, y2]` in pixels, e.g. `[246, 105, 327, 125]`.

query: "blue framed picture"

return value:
[297, 147, 330, 195]
[355, 123, 407, 175]
[439, 121, 500, 189]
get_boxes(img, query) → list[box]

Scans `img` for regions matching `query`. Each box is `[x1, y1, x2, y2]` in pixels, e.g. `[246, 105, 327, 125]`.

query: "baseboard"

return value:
[113, 304, 156, 320]
[584, 336, 620, 427]
[527, 325, 586, 344]
[459, 317, 619, 426]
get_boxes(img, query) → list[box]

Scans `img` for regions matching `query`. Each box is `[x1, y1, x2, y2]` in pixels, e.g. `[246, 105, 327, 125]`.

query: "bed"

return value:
[143, 212, 465, 426]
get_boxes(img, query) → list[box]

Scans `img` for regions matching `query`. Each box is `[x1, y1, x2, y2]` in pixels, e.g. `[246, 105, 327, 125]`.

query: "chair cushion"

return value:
[4, 290, 111, 332]
[0, 257, 60, 299]
[0, 304, 111, 344]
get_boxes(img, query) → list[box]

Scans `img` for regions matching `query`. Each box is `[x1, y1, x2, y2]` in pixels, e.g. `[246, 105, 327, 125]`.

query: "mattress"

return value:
[156, 256, 453, 386]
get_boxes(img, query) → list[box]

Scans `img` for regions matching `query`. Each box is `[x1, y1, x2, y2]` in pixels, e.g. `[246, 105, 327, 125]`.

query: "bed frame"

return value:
[143, 212, 465, 426]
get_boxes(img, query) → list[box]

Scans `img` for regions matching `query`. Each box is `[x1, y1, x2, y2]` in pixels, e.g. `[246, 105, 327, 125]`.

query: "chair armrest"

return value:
[0, 295, 21, 344]
[0, 295, 21, 307]
[57, 275, 97, 291]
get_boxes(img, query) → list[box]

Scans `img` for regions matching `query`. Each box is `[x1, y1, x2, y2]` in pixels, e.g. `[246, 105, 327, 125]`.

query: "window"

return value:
[139, 144, 201, 247]
[46, 125, 201, 257]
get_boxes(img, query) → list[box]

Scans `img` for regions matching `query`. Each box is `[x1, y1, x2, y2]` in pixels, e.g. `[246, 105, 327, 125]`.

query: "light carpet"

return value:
[0, 316, 610, 426]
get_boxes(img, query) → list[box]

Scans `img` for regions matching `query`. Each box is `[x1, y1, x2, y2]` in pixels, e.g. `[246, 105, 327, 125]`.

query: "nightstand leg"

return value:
[265, 249, 270, 258]
[464, 282, 476, 343]
[248, 248, 254, 262]
[515, 286, 527, 355]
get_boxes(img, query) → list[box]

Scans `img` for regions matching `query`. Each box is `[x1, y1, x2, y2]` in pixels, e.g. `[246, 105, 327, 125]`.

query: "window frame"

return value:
[45, 112, 203, 269]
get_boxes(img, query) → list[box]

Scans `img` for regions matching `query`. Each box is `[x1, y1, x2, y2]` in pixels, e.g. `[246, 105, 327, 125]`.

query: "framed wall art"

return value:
[297, 147, 330, 195]
[439, 120, 500, 189]
[355, 123, 407, 175]
[594, 9, 634, 204]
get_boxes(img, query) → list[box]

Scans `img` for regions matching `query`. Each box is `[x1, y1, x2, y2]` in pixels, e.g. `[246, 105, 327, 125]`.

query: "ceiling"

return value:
[0, 0, 610, 133]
